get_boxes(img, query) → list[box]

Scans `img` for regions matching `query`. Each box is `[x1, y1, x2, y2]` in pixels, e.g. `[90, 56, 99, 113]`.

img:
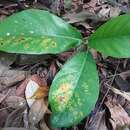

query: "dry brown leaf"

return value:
[16, 79, 29, 97]
[110, 6, 121, 17]
[16, 74, 48, 97]
[29, 98, 48, 125]
[25, 75, 48, 107]
[98, 5, 110, 18]
[115, 76, 130, 91]
[40, 118, 50, 130]
[111, 87, 130, 102]
[5, 106, 25, 127]
[0, 89, 11, 104]
[63, 11, 97, 23]
[0, 109, 9, 127]
[0, 128, 29, 130]
[5, 96, 26, 108]
[0, 63, 26, 91]
[119, 70, 130, 80]
[105, 98, 130, 129]
[0, 93, 26, 108]
[30, 85, 48, 100]
[115, 125, 130, 130]
[87, 111, 108, 130]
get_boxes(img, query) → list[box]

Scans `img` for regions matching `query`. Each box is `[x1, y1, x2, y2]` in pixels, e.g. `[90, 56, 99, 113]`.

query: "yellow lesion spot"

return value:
[24, 43, 30, 49]
[13, 37, 27, 45]
[51, 41, 57, 48]
[0, 38, 4, 46]
[41, 38, 52, 49]
[79, 111, 84, 117]
[73, 111, 84, 121]
[81, 83, 91, 95]
[41, 37, 57, 49]
[14, 36, 25, 42]
[52, 83, 73, 111]
[58, 83, 72, 93]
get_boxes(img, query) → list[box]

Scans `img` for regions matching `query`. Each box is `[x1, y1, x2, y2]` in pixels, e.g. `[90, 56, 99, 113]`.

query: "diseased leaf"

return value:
[89, 14, 130, 58]
[49, 52, 99, 127]
[0, 9, 82, 54]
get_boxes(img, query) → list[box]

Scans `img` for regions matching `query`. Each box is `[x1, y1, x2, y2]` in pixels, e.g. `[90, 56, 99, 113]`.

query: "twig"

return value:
[0, 106, 12, 111]
[97, 61, 120, 112]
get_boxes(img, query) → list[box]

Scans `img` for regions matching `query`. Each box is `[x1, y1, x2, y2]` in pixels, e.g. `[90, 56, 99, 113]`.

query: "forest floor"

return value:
[0, 0, 130, 130]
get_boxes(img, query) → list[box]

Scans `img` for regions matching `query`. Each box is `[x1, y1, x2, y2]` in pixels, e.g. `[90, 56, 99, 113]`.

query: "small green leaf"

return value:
[49, 52, 99, 127]
[0, 9, 82, 54]
[89, 14, 130, 58]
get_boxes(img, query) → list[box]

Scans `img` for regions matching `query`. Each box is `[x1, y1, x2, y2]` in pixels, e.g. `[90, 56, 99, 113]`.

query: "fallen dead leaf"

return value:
[87, 110, 108, 130]
[25, 78, 48, 107]
[0, 93, 26, 108]
[16, 74, 47, 98]
[0, 128, 29, 130]
[110, 6, 121, 17]
[111, 87, 130, 102]
[0, 89, 11, 104]
[5, 106, 25, 127]
[5, 96, 26, 108]
[16, 79, 29, 97]
[120, 70, 130, 80]
[115, 125, 130, 130]
[115, 76, 130, 91]
[40, 118, 50, 130]
[29, 98, 48, 125]
[98, 5, 110, 18]
[63, 11, 98, 23]
[0, 109, 8, 127]
[105, 97, 130, 129]
[0, 63, 27, 91]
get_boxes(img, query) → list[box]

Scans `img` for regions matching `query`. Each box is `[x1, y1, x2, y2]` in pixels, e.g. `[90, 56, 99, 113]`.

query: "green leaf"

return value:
[49, 52, 99, 127]
[89, 14, 130, 58]
[0, 9, 82, 54]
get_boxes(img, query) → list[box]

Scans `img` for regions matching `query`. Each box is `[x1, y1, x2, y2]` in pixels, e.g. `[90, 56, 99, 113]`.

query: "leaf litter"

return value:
[0, 0, 130, 130]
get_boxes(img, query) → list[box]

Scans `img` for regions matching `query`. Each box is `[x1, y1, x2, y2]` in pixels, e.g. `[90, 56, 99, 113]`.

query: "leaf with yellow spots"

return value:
[0, 9, 82, 54]
[49, 52, 99, 127]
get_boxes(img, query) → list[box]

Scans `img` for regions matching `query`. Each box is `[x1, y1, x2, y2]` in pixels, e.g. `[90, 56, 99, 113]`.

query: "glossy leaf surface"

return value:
[89, 14, 130, 58]
[49, 52, 99, 127]
[0, 9, 82, 54]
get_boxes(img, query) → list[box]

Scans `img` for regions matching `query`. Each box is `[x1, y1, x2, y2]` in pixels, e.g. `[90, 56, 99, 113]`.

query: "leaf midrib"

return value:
[63, 52, 88, 111]
[0, 34, 82, 42]
[89, 32, 130, 41]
